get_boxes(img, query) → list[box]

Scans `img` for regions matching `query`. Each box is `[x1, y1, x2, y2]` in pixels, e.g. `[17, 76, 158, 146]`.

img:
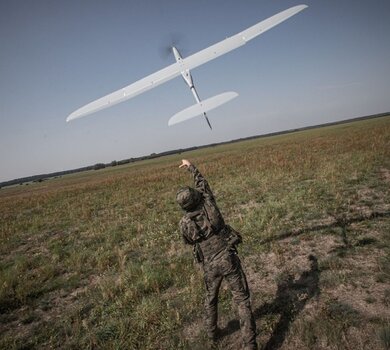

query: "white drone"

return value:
[67, 5, 307, 129]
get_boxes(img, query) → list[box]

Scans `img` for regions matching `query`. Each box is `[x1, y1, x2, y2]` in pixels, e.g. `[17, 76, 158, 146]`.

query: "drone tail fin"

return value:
[168, 91, 238, 128]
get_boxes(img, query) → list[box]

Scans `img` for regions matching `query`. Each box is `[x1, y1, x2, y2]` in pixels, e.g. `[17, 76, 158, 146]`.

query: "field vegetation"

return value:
[0, 115, 389, 349]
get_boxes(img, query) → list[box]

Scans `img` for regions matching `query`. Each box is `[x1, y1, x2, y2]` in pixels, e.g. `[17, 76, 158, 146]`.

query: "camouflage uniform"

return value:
[178, 165, 257, 350]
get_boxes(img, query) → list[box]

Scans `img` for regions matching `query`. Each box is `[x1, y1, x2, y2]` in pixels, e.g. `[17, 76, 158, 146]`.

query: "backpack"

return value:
[185, 207, 242, 262]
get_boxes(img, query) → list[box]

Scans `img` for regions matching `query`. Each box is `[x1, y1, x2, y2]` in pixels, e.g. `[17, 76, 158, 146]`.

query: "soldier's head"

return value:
[176, 186, 202, 211]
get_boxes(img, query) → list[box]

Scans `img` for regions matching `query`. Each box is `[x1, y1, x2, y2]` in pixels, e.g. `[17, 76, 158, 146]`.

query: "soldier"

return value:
[177, 159, 257, 350]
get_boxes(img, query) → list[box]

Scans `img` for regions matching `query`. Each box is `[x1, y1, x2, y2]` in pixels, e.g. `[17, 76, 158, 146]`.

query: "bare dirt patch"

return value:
[379, 167, 390, 184]
[191, 212, 390, 349]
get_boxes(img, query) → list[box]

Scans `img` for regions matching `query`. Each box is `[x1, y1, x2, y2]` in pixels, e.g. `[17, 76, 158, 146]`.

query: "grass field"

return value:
[1, 115, 389, 349]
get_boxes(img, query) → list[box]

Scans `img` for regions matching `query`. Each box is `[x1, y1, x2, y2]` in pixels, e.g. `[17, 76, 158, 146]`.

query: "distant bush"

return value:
[94, 163, 106, 170]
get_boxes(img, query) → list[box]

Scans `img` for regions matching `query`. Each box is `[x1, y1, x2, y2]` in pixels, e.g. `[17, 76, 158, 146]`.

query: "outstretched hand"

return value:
[179, 159, 191, 169]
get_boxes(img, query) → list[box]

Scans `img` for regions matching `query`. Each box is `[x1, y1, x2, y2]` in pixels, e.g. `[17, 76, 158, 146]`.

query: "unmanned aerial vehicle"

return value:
[67, 5, 307, 129]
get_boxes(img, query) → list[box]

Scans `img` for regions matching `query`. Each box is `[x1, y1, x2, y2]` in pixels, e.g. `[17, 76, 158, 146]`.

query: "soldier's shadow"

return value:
[220, 255, 320, 350]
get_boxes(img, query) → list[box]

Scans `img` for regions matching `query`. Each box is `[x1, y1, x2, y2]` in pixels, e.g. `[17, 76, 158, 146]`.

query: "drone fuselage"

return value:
[172, 46, 212, 129]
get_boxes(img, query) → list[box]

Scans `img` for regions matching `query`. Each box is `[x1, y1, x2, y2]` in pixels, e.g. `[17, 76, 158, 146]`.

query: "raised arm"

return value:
[179, 159, 214, 200]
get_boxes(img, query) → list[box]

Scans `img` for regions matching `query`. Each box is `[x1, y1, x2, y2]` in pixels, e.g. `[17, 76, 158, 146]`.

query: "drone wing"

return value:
[183, 4, 307, 71]
[67, 4, 307, 122]
[66, 63, 182, 121]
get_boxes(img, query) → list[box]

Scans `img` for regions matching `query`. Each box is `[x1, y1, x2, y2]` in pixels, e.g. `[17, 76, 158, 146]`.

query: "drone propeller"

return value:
[159, 33, 188, 59]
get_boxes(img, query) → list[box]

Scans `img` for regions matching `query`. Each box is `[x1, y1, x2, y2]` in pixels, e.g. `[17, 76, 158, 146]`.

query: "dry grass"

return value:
[0, 115, 389, 349]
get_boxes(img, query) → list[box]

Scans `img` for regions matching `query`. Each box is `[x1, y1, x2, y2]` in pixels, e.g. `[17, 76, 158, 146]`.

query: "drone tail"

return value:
[168, 91, 238, 127]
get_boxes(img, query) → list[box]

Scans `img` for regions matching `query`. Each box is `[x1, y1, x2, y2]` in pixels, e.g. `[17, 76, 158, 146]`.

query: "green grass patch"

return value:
[0, 115, 389, 349]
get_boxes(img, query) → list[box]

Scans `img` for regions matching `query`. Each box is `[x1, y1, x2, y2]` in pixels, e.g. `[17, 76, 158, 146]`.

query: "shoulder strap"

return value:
[185, 210, 203, 219]
[186, 207, 215, 233]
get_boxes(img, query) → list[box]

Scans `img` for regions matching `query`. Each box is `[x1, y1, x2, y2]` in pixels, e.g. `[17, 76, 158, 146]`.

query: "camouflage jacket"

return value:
[179, 165, 227, 261]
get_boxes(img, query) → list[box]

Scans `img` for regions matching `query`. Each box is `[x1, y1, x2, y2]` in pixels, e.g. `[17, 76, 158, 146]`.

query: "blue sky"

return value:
[0, 0, 389, 182]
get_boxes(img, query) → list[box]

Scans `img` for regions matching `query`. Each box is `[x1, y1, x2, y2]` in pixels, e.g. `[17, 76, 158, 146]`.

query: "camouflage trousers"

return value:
[202, 250, 257, 350]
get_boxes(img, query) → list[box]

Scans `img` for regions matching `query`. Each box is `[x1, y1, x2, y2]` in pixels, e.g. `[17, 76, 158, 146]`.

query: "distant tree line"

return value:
[1, 112, 388, 189]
